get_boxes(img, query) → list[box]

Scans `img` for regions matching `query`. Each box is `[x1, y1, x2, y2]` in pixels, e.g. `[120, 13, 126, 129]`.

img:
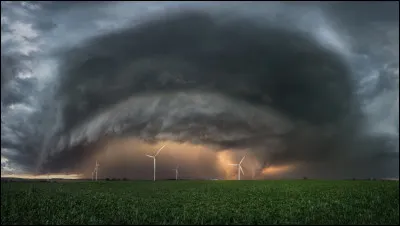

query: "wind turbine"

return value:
[146, 144, 166, 181]
[92, 160, 100, 181]
[173, 165, 179, 181]
[229, 155, 246, 180]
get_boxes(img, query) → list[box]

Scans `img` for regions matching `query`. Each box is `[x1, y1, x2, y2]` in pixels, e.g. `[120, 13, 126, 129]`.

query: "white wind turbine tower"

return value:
[173, 165, 179, 181]
[146, 144, 166, 181]
[92, 160, 100, 181]
[229, 155, 246, 180]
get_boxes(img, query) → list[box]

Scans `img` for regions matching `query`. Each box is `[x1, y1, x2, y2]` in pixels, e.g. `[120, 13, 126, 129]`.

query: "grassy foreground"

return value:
[1, 180, 399, 225]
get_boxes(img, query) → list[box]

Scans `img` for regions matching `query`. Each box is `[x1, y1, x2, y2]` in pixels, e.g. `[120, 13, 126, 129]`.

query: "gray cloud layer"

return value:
[1, 2, 398, 179]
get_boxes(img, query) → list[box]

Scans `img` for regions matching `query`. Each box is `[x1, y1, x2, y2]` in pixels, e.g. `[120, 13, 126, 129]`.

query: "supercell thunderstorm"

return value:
[1, 2, 399, 179]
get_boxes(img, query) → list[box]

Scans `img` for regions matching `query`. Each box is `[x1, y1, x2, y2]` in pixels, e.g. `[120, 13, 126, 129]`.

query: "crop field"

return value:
[1, 180, 399, 225]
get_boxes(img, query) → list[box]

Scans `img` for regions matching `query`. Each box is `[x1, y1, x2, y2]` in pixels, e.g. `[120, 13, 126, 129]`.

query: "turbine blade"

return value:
[240, 166, 244, 175]
[155, 144, 166, 156]
[146, 154, 154, 158]
[239, 156, 246, 164]
[228, 164, 238, 166]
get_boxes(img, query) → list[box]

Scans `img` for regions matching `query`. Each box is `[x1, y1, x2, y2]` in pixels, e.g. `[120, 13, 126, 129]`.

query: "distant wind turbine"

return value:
[146, 144, 166, 181]
[173, 165, 179, 181]
[92, 160, 100, 181]
[229, 155, 246, 180]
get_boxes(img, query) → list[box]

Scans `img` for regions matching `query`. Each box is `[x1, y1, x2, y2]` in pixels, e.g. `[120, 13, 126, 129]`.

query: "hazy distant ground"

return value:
[1, 180, 399, 225]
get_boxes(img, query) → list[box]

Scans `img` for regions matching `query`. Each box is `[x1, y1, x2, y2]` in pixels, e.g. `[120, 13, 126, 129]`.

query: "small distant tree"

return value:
[122, 178, 128, 181]
[303, 176, 308, 180]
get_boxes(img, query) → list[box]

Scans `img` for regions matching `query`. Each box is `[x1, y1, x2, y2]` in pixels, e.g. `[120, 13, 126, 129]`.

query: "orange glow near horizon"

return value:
[216, 151, 236, 180]
[1, 173, 83, 180]
[1, 138, 298, 180]
[86, 138, 222, 179]
[261, 164, 294, 176]
[92, 138, 264, 180]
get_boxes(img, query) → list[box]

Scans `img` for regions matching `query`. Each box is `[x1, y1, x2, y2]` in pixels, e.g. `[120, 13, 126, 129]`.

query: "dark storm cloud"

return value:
[44, 9, 356, 173]
[60, 10, 352, 125]
[326, 2, 399, 22]
[1, 55, 18, 88]
[1, 2, 398, 179]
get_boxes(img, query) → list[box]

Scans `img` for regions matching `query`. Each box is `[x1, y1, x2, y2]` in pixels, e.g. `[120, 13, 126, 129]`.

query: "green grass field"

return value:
[1, 180, 399, 225]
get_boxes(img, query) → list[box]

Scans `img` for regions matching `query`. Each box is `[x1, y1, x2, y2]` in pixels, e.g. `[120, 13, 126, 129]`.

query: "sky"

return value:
[1, 1, 399, 180]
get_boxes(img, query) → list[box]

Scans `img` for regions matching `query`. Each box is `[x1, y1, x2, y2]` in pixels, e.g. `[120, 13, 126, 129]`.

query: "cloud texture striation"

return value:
[1, 2, 398, 179]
